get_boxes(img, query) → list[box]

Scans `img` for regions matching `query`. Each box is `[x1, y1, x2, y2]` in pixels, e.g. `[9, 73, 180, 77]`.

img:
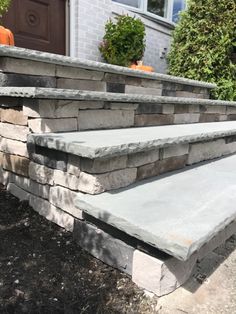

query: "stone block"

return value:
[106, 83, 125, 93]
[200, 105, 226, 114]
[57, 78, 106, 91]
[0, 137, 29, 157]
[174, 104, 189, 114]
[0, 96, 23, 108]
[104, 73, 126, 84]
[176, 91, 206, 98]
[49, 186, 83, 219]
[162, 104, 175, 114]
[78, 168, 137, 194]
[219, 115, 227, 121]
[0, 167, 11, 185]
[189, 104, 200, 113]
[11, 174, 50, 199]
[227, 114, 236, 121]
[7, 183, 30, 201]
[132, 250, 196, 296]
[29, 195, 74, 232]
[105, 102, 138, 110]
[174, 113, 200, 124]
[137, 155, 187, 180]
[73, 220, 134, 274]
[124, 76, 142, 86]
[141, 79, 162, 89]
[163, 144, 189, 159]
[125, 85, 162, 96]
[76, 101, 104, 110]
[0, 57, 56, 76]
[53, 169, 80, 190]
[0, 122, 30, 141]
[80, 156, 127, 173]
[79, 110, 134, 130]
[56, 65, 104, 80]
[134, 114, 174, 127]
[127, 149, 159, 167]
[29, 162, 54, 185]
[199, 113, 220, 123]
[0, 72, 56, 88]
[1, 108, 28, 125]
[67, 154, 81, 177]
[188, 139, 227, 165]
[2, 153, 29, 176]
[136, 103, 163, 114]
[227, 106, 236, 115]
[28, 118, 78, 133]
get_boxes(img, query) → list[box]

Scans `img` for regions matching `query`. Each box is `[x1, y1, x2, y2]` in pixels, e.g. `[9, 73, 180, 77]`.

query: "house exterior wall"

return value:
[70, 0, 173, 73]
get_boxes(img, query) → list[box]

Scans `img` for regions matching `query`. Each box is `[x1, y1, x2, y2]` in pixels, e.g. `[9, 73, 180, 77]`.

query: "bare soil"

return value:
[0, 185, 159, 314]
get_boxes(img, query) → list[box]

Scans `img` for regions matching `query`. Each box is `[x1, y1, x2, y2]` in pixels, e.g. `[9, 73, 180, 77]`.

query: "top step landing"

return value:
[0, 46, 216, 97]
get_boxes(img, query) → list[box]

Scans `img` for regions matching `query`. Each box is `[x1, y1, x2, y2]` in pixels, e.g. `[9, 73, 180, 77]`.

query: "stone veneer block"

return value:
[56, 65, 104, 80]
[67, 154, 81, 177]
[132, 250, 196, 296]
[134, 114, 174, 127]
[7, 183, 30, 201]
[80, 156, 127, 174]
[2, 153, 29, 177]
[176, 91, 207, 98]
[105, 102, 138, 110]
[49, 186, 83, 219]
[0, 167, 11, 185]
[136, 103, 163, 114]
[125, 85, 162, 96]
[29, 162, 54, 185]
[0, 123, 30, 142]
[227, 106, 236, 114]
[174, 113, 200, 124]
[201, 105, 226, 114]
[174, 104, 189, 114]
[57, 78, 106, 91]
[0, 138, 28, 157]
[29, 195, 74, 232]
[163, 144, 189, 159]
[79, 110, 134, 130]
[141, 79, 162, 89]
[78, 168, 137, 194]
[11, 174, 50, 199]
[162, 104, 175, 114]
[127, 149, 159, 168]
[0, 57, 56, 76]
[53, 169, 80, 190]
[0, 72, 56, 88]
[73, 220, 134, 274]
[137, 155, 187, 180]
[1, 108, 28, 125]
[28, 118, 78, 133]
[199, 113, 220, 123]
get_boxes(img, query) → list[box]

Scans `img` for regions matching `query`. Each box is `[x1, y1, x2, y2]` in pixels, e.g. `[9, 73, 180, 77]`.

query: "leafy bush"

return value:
[168, 0, 236, 101]
[99, 15, 146, 67]
[0, 0, 11, 17]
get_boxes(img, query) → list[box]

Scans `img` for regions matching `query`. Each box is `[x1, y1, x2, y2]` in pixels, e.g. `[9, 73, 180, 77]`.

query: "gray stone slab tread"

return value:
[30, 121, 236, 159]
[76, 154, 236, 261]
[0, 46, 216, 88]
[1, 87, 235, 106]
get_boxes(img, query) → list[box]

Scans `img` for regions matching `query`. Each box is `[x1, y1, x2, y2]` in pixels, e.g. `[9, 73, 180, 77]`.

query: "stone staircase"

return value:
[1, 46, 236, 297]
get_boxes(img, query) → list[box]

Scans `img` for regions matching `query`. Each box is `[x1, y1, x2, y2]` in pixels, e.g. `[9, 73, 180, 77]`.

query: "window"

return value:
[113, 0, 186, 23]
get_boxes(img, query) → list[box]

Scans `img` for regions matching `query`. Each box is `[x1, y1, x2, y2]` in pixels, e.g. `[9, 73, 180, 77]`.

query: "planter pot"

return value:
[0, 26, 15, 46]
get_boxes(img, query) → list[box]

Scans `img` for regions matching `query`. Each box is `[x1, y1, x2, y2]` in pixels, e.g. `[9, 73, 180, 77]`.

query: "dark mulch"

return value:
[0, 185, 159, 314]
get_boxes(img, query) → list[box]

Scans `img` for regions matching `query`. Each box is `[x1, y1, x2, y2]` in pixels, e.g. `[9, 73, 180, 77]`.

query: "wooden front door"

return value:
[2, 0, 66, 55]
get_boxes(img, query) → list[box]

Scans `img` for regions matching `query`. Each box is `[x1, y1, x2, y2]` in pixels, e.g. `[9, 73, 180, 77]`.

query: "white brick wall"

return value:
[71, 0, 172, 73]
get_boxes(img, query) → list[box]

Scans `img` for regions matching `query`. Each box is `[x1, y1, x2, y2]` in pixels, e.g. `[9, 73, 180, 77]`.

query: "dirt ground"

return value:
[1, 183, 236, 314]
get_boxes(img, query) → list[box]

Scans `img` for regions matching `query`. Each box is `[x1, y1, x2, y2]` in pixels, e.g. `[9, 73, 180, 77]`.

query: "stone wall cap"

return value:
[75, 154, 236, 260]
[0, 46, 217, 89]
[0, 87, 235, 106]
[29, 121, 236, 159]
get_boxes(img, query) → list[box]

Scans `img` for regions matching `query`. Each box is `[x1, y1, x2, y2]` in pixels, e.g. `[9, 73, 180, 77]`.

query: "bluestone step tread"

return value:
[75, 154, 236, 261]
[0, 46, 216, 88]
[29, 121, 236, 159]
[0, 87, 235, 106]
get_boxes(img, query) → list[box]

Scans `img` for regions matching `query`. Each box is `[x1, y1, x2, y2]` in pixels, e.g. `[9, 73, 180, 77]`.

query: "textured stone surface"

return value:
[0, 138, 28, 157]
[174, 113, 200, 124]
[74, 220, 134, 274]
[57, 78, 106, 91]
[29, 121, 236, 159]
[79, 110, 134, 130]
[29, 162, 54, 185]
[67, 154, 81, 177]
[75, 154, 236, 260]
[2, 153, 29, 176]
[77, 168, 137, 194]
[53, 169, 80, 190]
[163, 144, 189, 159]
[136, 103, 163, 114]
[80, 156, 127, 173]
[0, 108, 28, 125]
[0, 72, 56, 88]
[49, 186, 83, 219]
[0, 46, 216, 88]
[28, 118, 78, 133]
[134, 114, 174, 126]
[132, 250, 196, 296]
[0, 167, 11, 185]
[7, 183, 30, 201]
[127, 150, 159, 167]
[29, 195, 74, 232]
[0, 122, 29, 141]
[199, 113, 220, 123]
[56, 65, 104, 80]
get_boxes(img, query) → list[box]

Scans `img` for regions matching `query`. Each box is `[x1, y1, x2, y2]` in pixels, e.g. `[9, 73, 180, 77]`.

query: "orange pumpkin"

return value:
[0, 26, 15, 46]
[130, 64, 154, 72]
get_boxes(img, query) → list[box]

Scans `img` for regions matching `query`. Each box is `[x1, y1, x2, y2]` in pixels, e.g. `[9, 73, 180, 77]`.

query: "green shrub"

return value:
[99, 15, 146, 67]
[168, 0, 236, 101]
[0, 0, 11, 17]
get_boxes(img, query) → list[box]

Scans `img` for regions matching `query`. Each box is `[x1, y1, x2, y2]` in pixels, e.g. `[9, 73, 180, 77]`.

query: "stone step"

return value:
[0, 46, 215, 98]
[29, 121, 236, 194]
[0, 87, 236, 131]
[75, 154, 236, 261]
